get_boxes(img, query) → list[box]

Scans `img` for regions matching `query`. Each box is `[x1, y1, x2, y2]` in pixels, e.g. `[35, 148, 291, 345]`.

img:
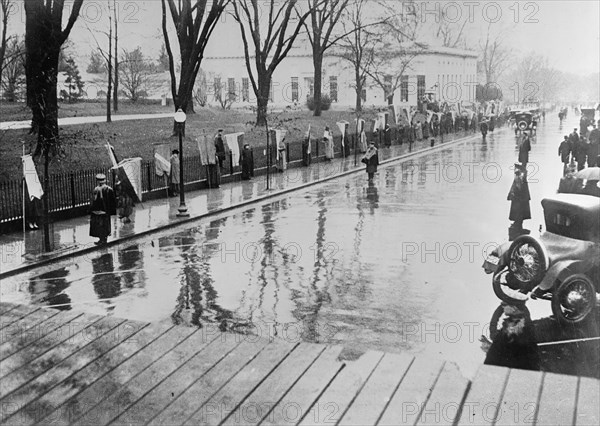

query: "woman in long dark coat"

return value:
[507, 164, 531, 229]
[518, 134, 531, 164]
[89, 174, 117, 245]
[240, 143, 254, 180]
[362, 141, 379, 182]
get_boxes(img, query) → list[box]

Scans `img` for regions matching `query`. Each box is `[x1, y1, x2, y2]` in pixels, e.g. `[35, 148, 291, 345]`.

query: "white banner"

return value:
[224, 132, 243, 165]
[22, 154, 43, 200]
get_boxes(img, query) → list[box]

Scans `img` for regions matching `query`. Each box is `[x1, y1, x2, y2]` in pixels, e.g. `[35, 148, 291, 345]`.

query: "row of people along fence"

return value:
[0, 116, 489, 233]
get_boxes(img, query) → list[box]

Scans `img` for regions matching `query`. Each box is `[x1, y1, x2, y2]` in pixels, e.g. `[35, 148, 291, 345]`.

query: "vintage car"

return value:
[513, 110, 537, 133]
[484, 193, 600, 325]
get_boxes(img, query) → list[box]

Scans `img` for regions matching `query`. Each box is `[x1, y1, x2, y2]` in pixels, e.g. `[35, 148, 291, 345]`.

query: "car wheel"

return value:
[507, 235, 549, 287]
[552, 274, 598, 325]
[492, 268, 531, 304]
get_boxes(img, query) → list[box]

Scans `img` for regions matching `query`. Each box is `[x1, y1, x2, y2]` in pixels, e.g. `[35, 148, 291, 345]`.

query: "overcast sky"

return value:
[3, 0, 599, 76]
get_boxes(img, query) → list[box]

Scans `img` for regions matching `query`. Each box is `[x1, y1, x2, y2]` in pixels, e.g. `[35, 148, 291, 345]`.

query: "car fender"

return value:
[537, 259, 594, 291]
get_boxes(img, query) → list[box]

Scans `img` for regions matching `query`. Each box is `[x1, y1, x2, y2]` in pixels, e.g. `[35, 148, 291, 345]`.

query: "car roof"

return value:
[542, 193, 600, 213]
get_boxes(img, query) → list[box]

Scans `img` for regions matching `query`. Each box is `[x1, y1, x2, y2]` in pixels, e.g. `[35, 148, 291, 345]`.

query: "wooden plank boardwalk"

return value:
[0, 302, 598, 425]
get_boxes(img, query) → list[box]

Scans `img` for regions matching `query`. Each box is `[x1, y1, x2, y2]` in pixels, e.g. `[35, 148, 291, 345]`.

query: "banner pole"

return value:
[22, 141, 26, 236]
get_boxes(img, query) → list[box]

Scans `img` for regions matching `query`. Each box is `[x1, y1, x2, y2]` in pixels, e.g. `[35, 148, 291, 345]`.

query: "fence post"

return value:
[286, 142, 290, 163]
[70, 172, 76, 208]
[147, 162, 153, 192]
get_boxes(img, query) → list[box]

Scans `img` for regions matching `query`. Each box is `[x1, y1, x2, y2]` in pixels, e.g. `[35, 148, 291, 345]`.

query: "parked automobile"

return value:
[483, 193, 600, 325]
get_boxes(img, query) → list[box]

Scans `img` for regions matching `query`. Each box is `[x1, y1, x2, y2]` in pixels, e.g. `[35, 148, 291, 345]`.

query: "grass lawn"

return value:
[0, 105, 380, 182]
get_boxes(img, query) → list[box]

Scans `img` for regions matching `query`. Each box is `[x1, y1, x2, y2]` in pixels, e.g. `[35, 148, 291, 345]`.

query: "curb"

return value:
[0, 130, 488, 280]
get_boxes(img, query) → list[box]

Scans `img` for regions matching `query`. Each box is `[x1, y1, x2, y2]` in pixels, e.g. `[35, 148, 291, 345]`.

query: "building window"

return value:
[329, 76, 338, 102]
[417, 75, 425, 99]
[213, 77, 221, 101]
[242, 78, 249, 102]
[400, 75, 408, 102]
[291, 77, 299, 102]
[228, 78, 236, 102]
[304, 77, 314, 99]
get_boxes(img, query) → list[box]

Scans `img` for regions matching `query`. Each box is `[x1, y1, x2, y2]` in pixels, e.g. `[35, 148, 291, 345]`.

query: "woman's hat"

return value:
[96, 173, 106, 181]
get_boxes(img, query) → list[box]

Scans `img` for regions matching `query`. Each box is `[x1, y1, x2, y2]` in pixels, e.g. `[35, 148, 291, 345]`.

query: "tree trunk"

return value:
[256, 72, 271, 126]
[42, 149, 50, 252]
[113, 2, 118, 112]
[355, 68, 362, 112]
[313, 52, 323, 117]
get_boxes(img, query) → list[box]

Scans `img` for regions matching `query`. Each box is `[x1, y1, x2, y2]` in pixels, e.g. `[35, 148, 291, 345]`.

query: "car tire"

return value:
[551, 274, 598, 325]
[492, 268, 531, 304]
[507, 235, 549, 287]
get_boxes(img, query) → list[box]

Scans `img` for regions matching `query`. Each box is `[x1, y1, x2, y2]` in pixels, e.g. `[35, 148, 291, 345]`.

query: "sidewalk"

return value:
[0, 112, 175, 130]
[0, 131, 480, 278]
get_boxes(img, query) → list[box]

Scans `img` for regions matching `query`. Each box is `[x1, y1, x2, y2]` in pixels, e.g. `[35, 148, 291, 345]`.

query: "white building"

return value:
[201, 16, 478, 109]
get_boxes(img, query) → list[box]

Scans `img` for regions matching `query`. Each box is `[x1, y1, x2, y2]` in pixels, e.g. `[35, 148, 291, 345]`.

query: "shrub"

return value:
[306, 94, 331, 111]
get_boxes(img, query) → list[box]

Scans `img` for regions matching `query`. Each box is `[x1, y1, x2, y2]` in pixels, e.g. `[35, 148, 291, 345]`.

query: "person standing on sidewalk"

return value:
[89, 173, 117, 245]
[215, 129, 226, 169]
[240, 143, 254, 180]
[115, 179, 135, 223]
[169, 149, 180, 196]
[507, 164, 531, 230]
[518, 133, 531, 165]
[558, 135, 571, 173]
[362, 141, 379, 182]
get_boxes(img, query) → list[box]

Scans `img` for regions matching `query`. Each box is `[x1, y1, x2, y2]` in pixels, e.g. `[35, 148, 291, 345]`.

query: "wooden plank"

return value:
[495, 369, 542, 426]
[260, 345, 344, 426]
[378, 356, 445, 426]
[1, 318, 146, 425]
[415, 361, 470, 426]
[0, 311, 89, 378]
[37, 321, 198, 426]
[0, 305, 41, 331]
[535, 372, 578, 425]
[110, 333, 240, 425]
[456, 364, 509, 426]
[299, 350, 384, 426]
[211, 342, 324, 426]
[0, 314, 113, 397]
[149, 338, 269, 425]
[340, 352, 414, 426]
[576, 376, 600, 425]
[0, 307, 63, 360]
[183, 340, 298, 426]
[76, 327, 222, 425]
[0, 310, 88, 378]
[4, 320, 173, 426]
[0, 302, 19, 315]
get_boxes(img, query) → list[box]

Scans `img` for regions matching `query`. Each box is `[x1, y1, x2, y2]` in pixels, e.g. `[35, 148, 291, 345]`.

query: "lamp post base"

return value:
[176, 203, 190, 217]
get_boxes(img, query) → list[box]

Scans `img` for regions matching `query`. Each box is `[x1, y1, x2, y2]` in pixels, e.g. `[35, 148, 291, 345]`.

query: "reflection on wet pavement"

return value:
[2, 115, 597, 378]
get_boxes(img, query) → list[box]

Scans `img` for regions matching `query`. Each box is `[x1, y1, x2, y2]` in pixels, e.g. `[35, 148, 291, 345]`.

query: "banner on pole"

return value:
[106, 143, 118, 168]
[153, 143, 171, 177]
[224, 132, 244, 165]
[113, 157, 142, 202]
[22, 154, 44, 200]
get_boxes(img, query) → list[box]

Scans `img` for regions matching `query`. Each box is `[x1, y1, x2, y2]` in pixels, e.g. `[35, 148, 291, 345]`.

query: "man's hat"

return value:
[218, 128, 223, 132]
[96, 173, 106, 181]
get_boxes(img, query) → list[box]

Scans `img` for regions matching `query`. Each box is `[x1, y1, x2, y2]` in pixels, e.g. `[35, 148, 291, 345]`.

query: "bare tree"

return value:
[119, 47, 151, 102]
[232, 0, 315, 125]
[0, 0, 13, 84]
[1, 36, 25, 102]
[161, 0, 229, 130]
[366, 1, 422, 105]
[24, 0, 84, 251]
[304, 0, 349, 116]
[334, 0, 381, 112]
[113, 0, 118, 112]
[507, 53, 563, 103]
[434, 6, 469, 49]
[479, 22, 511, 85]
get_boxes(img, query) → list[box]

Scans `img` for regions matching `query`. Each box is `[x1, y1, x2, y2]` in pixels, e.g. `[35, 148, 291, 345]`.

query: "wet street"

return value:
[2, 113, 597, 378]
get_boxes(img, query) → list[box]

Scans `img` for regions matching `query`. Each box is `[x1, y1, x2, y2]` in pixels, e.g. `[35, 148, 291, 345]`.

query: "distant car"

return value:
[484, 193, 600, 325]
[514, 111, 537, 132]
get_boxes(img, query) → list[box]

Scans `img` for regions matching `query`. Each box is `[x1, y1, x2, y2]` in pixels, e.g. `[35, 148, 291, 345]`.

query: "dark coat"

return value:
[364, 149, 379, 174]
[518, 137, 531, 164]
[215, 135, 226, 160]
[508, 174, 531, 222]
[240, 147, 254, 180]
[89, 184, 116, 238]
[558, 140, 571, 164]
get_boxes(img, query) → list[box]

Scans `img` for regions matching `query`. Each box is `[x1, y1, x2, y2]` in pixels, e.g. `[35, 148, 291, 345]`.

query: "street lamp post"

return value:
[174, 109, 189, 217]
